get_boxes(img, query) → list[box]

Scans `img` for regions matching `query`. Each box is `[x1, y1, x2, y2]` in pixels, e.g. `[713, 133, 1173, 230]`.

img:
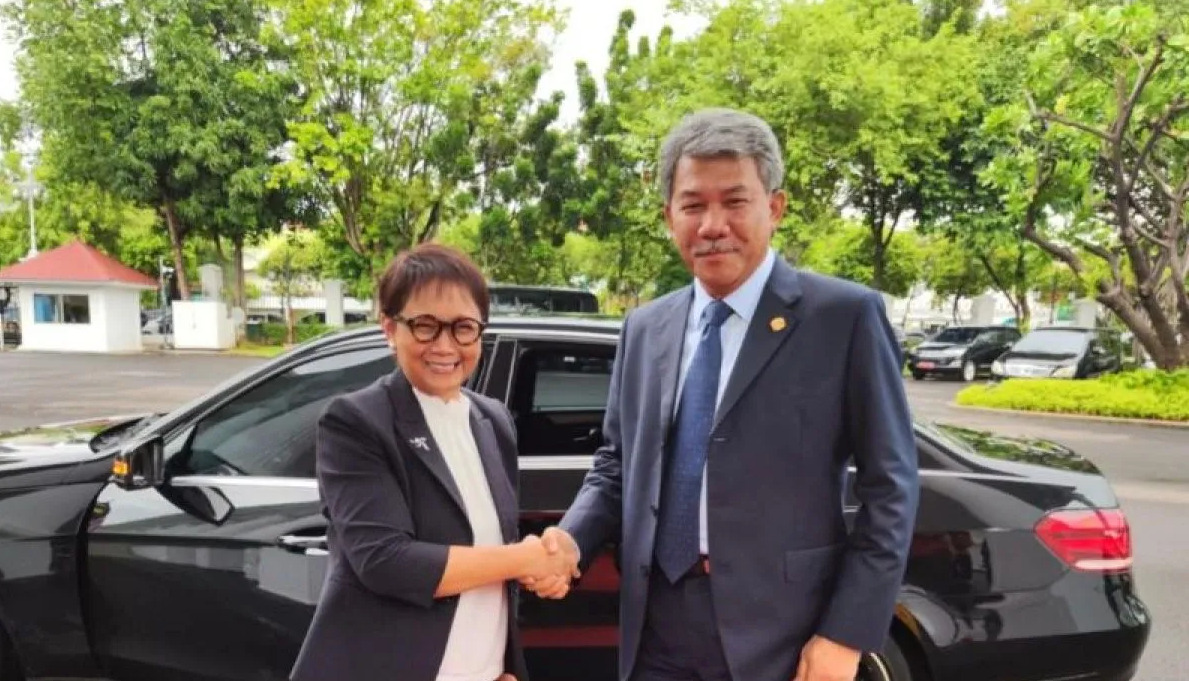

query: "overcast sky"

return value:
[0, 1, 706, 124]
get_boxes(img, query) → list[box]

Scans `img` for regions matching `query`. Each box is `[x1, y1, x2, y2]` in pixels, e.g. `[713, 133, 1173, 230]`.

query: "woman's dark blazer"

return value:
[290, 370, 528, 681]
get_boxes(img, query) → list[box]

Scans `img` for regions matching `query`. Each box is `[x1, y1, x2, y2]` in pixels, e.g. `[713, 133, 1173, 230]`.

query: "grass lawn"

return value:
[226, 342, 290, 359]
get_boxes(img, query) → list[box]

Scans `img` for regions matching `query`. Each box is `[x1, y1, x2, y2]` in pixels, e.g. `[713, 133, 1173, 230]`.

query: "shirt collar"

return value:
[412, 385, 471, 417]
[691, 248, 777, 326]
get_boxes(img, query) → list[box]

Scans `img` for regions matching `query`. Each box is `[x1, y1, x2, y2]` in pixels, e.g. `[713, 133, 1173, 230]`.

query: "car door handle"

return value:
[277, 533, 329, 556]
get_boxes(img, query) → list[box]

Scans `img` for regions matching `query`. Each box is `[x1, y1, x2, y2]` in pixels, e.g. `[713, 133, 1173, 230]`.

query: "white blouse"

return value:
[413, 388, 508, 681]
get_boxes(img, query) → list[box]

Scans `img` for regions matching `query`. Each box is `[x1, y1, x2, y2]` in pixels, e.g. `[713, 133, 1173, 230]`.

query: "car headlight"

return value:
[992, 360, 1005, 375]
[1050, 365, 1077, 378]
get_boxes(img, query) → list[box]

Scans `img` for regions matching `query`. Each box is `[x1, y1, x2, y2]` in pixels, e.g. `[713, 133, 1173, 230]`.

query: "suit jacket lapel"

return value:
[715, 259, 804, 429]
[652, 287, 695, 437]
[469, 405, 518, 543]
[387, 372, 467, 518]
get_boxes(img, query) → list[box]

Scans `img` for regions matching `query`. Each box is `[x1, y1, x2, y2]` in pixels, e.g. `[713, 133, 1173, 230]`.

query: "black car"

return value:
[906, 325, 1021, 382]
[1, 318, 18, 348]
[0, 318, 1149, 681]
[489, 284, 600, 314]
[992, 326, 1126, 380]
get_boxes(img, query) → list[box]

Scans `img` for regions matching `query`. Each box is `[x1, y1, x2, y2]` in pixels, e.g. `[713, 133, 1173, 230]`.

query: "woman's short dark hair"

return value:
[377, 244, 490, 320]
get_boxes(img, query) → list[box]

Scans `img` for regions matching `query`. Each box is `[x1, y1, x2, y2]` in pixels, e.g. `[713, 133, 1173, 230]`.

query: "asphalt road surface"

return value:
[1, 351, 1186, 680]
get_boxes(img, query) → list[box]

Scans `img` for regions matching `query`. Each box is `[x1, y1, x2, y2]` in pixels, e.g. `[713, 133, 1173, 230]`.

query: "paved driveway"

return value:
[0, 350, 265, 431]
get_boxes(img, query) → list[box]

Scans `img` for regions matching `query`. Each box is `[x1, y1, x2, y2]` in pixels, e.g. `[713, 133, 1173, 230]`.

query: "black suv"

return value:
[906, 325, 1021, 381]
[992, 326, 1125, 380]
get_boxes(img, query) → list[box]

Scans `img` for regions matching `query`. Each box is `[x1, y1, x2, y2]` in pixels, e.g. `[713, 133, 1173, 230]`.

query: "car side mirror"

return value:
[111, 435, 165, 490]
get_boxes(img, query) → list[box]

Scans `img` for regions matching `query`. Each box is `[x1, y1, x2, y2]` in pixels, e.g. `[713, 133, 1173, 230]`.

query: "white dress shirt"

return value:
[413, 388, 507, 681]
[674, 248, 777, 554]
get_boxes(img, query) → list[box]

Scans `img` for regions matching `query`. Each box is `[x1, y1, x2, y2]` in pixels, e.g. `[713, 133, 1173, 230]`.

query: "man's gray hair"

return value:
[658, 108, 785, 203]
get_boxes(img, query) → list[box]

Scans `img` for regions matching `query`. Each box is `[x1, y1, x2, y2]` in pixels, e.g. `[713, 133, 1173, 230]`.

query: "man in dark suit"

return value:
[536, 108, 919, 681]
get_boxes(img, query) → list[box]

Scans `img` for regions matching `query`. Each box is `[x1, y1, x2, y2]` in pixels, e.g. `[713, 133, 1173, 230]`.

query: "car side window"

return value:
[510, 342, 615, 456]
[175, 346, 395, 478]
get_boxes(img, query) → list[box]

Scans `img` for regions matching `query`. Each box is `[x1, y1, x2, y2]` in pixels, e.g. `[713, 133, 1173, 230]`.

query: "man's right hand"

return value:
[520, 527, 580, 599]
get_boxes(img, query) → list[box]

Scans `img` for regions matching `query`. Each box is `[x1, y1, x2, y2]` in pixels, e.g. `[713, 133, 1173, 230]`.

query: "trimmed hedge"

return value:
[956, 369, 1189, 422]
[248, 322, 333, 345]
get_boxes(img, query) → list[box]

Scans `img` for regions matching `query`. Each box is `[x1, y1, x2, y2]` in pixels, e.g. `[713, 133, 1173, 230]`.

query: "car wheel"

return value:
[857, 636, 914, 681]
[961, 360, 977, 382]
[911, 370, 925, 381]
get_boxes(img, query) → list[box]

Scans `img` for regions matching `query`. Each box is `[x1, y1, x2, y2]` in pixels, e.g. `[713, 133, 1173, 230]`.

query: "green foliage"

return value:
[800, 222, 923, 297]
[658, 0, 982, 293]
[566, 11, 677, 307]
[956, 371, 1189, 421]
[270, 0, 565, 298]
[982, 1, 1189, 367]
[250, 321, 332, 345]
[11, 0, 301, 298]
[258, 230, 326, 299]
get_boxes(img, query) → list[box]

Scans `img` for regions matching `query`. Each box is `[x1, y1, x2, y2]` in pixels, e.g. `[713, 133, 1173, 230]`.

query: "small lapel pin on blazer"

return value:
[770, 316, 787, 332]
[409, 436, 430, 451]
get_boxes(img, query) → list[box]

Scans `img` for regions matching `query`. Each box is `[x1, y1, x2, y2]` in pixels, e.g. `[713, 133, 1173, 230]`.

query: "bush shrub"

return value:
[249, 322, 333, 346]
[955, 369, 1189, 422]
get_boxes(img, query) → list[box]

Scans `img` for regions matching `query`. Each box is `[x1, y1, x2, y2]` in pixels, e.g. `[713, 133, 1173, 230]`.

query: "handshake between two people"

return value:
[516, 527, 581, 600]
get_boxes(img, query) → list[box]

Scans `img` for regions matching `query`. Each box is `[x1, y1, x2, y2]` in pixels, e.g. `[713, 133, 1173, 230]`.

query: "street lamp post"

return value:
[15, 168, 43, 261]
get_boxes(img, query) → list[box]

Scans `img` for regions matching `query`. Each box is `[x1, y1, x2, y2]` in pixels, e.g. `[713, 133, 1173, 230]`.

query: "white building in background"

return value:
[884, 285, 1097, 332]
[0, 241, 157, 353]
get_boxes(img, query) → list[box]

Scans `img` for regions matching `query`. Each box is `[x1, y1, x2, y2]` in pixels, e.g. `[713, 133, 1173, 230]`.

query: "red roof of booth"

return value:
[0, 241, 156, 288]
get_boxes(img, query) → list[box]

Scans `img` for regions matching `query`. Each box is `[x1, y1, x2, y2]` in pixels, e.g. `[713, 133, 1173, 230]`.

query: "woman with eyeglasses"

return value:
[291, 244, 578, 681]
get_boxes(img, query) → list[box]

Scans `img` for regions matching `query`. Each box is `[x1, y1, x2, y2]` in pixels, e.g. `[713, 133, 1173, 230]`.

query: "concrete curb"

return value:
[949, 402, 1189, 430]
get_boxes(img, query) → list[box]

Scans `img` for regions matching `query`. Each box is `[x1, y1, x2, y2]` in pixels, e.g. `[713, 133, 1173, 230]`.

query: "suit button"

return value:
[649, 502, 659, 517]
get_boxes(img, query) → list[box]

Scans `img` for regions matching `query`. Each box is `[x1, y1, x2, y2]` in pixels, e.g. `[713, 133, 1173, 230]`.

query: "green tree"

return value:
[568, 11, 680, 308]
[986, 2, 1189, 367]
[662, 0, 982, 293]
[258, 229, 326, 344]
[919, 235, 993, 324]
[10, 0, 300, 299]
[270, 0, 563, 304]
[800, 221, 924, 297]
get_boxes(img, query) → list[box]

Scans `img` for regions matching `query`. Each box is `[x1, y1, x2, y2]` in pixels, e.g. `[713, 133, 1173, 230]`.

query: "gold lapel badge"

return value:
[769, 316, 787, 332]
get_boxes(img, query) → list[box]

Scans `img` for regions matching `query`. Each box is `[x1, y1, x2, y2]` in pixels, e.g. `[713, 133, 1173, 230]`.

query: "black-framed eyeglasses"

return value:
[391, 314, 486, 346]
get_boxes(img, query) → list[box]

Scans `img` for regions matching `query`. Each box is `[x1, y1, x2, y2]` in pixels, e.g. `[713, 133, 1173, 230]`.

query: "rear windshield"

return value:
[931, 327, 983, 343]
[1012, 329, 1090, 354]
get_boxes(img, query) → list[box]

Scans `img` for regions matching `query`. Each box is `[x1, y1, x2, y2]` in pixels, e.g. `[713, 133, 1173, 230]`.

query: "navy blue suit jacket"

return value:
[291, 371, 528, 681]
[560, 258, 919, 681]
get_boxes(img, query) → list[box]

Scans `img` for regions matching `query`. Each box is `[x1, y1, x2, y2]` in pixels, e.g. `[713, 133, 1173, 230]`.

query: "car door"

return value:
[992, 329, 1020, 365]
[84, 345, 395, 681]
[497, 335, 621, 681]
[1084, 336, 1116, 377]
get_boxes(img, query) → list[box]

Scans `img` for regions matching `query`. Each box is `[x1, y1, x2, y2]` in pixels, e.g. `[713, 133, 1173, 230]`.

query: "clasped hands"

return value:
[517, 527, 580, 599]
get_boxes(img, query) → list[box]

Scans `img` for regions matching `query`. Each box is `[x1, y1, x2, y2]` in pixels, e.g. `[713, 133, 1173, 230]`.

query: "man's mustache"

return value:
[693, 242, 739, 257]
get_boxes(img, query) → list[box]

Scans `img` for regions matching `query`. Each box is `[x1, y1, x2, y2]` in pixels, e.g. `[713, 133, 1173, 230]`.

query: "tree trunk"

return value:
[871, 235, 886, 292]
[952, 295, 962, 325]
[1095, 288, 1174, 368]
[161, 199, 190, 300]
[282, 293, 295, 346]
[372, 258, 385, 320]
[233, 236, 246, 311]
[233, 236, 246, 343]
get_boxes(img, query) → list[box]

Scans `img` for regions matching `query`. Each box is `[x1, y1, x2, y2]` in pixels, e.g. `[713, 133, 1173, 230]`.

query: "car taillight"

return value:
[1035, 508, 1132, 573]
